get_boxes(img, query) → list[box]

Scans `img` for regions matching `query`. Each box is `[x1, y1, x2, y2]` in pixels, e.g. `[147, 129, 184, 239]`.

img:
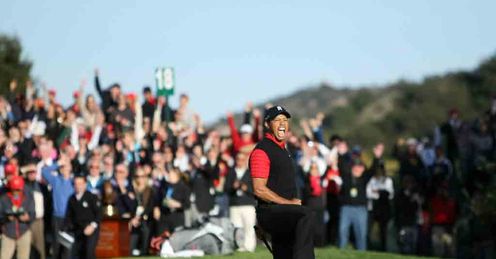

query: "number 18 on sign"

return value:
[155, 67, 175, 97]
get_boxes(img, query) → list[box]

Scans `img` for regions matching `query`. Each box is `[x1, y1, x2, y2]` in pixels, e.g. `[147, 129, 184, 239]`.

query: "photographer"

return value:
[0, 175, 36, 259]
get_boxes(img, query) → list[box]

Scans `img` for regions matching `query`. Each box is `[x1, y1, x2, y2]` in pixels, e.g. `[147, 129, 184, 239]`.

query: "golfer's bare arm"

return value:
[253, 178, 301, 205]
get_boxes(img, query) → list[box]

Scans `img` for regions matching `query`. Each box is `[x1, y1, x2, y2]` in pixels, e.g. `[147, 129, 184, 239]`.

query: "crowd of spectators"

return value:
[0, 70, 495, 259]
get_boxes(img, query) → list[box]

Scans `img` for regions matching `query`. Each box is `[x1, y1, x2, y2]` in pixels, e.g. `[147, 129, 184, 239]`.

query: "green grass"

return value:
[125, 246, 438, 259]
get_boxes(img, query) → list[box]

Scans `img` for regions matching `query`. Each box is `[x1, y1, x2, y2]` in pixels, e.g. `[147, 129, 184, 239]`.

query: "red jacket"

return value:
[325, 168, 340, 195]
[430, 195, 456, 225]
[227, 114, 260, 154]
[309, 175, 323, 197]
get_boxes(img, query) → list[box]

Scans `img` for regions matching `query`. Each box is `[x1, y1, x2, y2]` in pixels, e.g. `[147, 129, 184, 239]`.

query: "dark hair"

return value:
[329, 134, 342, 144]
[73, 174, 86, 182]
[351, 158, 365, 167]
[375, 162, 386, 176]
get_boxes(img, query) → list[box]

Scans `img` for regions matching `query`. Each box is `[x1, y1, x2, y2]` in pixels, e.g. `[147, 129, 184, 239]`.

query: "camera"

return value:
[6, 206, 26, 217]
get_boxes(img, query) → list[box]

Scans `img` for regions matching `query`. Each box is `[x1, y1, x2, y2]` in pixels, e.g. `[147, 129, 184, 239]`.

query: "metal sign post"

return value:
[155, 67, 175, 122]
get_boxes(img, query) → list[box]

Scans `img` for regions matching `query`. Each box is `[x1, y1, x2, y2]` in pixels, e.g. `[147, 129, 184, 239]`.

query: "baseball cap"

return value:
[351, 158, 365, 167]
[4, 163, 18, 177]
[406, 138, 417, 146]
[351, 145, 362, 155]
[8, 175, 24, 191]
[240, 124, 253, 134]
[20, 164, 37, 175]
[32, 121, 47, 136]
[264, 105, 291, 122]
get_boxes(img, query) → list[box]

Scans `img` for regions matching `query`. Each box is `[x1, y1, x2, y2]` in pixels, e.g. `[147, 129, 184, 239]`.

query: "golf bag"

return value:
[165, 216, 243, 255]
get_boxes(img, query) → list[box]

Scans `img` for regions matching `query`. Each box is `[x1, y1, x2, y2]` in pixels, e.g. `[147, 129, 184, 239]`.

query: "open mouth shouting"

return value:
[269, 114, 290, 141]
[276, 126, 286, 139]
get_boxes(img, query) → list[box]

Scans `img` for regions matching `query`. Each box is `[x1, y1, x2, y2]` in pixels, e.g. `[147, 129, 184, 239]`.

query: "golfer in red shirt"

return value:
[250, 105, 315, 259]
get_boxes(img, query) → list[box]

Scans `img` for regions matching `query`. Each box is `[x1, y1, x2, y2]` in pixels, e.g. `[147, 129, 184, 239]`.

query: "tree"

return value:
[0, 34, 32, 95]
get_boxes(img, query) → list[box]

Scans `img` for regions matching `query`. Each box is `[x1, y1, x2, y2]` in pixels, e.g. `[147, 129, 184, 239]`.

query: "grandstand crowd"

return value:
[0, 70, 495, 259]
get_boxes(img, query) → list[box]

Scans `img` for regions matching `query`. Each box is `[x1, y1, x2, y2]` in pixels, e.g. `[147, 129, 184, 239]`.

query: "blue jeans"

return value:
[339, 205, 368, 250]
[214, 194, 229, 218]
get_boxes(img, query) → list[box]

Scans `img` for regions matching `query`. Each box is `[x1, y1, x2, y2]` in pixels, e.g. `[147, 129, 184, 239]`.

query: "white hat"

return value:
[32, 121, 46, 136]
[406, 138, 418, 146]
[240, 124, 253, 134]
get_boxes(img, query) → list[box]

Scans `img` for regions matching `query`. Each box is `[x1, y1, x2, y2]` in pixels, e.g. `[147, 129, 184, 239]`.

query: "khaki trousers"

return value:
[30, 218, 46, 259]
[1, 230, 32, 259]
[230, 205, 257, 252]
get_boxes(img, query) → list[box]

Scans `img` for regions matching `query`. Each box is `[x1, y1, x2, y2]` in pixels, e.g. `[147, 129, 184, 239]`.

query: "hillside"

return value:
[216, 54, 495, 148]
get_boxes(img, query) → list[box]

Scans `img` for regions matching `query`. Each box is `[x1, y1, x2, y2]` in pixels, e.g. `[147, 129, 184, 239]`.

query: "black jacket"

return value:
[157, 180, 191, 233]
[224, 167, 256, 207]
[338, 155, 377, 206]
[142, 100, 155, 120]
[395, 189, 420, 228]
[113, 182, 136, 217]
[160, 105, 175, 123]
[190, 168, 215, 213]
[65, 191, 102, 232]
[130, 186, 156, 221]
[95, 75, 117, 117]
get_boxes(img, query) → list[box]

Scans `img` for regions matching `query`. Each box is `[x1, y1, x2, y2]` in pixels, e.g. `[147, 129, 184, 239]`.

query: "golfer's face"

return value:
[269, 114, 289, 142]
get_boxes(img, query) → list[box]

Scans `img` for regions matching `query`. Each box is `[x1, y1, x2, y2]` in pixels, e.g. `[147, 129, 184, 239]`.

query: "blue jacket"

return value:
[41, 163, 74, 218]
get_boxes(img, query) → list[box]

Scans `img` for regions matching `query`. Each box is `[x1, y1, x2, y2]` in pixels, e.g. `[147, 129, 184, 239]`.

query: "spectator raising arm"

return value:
[252, 108, 261, 142]
[94, 68, 104, 100]
[227, 112, 241, 150]
[134, 96, 145, 144]
[41, 163, 60, 185]
[299, 119, 314, 141]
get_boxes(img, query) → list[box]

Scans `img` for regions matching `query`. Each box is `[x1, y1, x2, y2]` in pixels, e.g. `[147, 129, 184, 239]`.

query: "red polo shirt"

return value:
[250, 133, 285, 179]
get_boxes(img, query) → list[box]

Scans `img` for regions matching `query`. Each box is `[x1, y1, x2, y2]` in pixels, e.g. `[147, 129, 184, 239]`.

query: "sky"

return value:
[1, 0, 495, 123]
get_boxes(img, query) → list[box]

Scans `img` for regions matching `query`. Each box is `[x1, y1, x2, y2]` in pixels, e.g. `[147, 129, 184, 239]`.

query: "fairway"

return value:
[126, 246, 438, 259]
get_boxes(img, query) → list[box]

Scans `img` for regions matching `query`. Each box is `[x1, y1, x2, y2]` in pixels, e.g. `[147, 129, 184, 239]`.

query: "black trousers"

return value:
[71, 230, 99, 259]
[369, 215, 389, 251]
[130, 222, 151, 255]
[257, 204, 315, 259]
[52, 216, 70, 259]
[326, 193, 340, 245]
